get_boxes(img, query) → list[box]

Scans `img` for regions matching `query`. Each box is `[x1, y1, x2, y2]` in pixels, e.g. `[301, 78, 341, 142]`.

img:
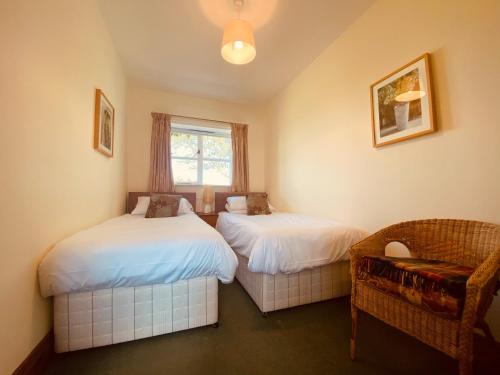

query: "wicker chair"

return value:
[350, 219, 500, 375]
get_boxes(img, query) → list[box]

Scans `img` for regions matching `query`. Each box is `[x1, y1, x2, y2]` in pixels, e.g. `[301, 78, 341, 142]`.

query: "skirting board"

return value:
[13, 331, 54, 375]
[235, 253, 351, 313]
[53, 276, 218, 353]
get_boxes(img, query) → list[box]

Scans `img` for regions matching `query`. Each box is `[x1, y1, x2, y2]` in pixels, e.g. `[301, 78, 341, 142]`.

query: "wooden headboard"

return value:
[214, 192, 267, 213]
[126, 192, 197, 214]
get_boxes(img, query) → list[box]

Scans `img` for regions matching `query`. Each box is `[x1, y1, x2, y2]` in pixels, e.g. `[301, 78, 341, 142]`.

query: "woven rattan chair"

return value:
[350, 219, 500, 375]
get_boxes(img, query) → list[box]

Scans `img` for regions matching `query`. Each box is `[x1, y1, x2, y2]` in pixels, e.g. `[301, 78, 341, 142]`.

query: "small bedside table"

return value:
[196, 212, 218, 227]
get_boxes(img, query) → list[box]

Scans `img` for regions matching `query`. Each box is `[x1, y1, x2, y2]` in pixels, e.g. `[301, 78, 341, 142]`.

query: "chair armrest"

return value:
[461, 248, 500, 328]
[350, 230, 388, 260]
[467, 247, 500, 290]
[349, 229, 389, 302]
[350, 229, 388, 285]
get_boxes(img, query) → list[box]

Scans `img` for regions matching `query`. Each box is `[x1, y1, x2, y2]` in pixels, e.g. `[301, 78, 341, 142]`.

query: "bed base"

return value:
[53, 276, 218, 353]
[235, 253, 351, 313]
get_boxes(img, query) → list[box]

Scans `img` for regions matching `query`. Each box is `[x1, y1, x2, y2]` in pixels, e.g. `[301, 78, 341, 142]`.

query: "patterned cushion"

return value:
[145, 194, 181, 218]
[358, 256, 475, 319]
[246, 193, 271, 216]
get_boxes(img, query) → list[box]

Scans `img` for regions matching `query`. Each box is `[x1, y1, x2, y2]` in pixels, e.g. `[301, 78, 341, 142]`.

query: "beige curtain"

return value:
[149, 112, 174, 192]
[230, 123, 249, 192]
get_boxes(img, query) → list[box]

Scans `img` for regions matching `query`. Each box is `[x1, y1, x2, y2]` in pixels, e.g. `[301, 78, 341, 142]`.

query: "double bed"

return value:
[38, 192, 237, 352]
[215, 192, 365, 314]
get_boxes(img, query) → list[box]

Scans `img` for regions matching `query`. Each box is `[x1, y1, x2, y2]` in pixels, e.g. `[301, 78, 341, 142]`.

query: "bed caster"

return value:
[262, 312, 268, 318]
[212, 322, 219, 328]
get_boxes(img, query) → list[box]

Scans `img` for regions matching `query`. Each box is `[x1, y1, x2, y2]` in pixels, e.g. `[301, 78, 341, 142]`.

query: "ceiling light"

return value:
[221, 0, 256, 65]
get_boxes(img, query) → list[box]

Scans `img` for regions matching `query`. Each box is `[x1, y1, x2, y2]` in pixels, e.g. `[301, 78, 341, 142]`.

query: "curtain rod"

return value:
[151, 112, 233, 126]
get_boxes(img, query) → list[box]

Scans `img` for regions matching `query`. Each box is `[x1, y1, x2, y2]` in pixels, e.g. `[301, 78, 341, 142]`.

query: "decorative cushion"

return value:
[358, 256, 475, 319]
[145, 194, 181, 218]
[246, 193, 271, 216]
[134, 196, 193, 216]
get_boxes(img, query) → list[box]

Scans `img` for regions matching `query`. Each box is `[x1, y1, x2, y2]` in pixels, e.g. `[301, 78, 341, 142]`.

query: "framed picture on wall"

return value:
[94, 88, 115, 157]
[370, 53, 435, 147]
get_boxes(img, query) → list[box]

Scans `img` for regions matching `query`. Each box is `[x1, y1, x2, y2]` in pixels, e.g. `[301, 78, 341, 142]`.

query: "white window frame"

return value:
[171, 127, 232, 186]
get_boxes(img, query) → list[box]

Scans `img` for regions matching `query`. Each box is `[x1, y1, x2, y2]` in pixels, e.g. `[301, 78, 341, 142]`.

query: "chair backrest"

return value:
[382, 219, 500, 268]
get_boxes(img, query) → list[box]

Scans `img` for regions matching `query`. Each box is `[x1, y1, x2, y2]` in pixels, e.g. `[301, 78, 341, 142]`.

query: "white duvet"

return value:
[216, 212, 366, 274]
[39, 214, 238, 297]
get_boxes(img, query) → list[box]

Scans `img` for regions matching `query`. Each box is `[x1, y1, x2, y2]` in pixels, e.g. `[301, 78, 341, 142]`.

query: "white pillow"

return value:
[224, 204, 276, 214]
[229, 210, 247, 214]
[178, 197, 194, 215]
[225, 197, 278, 213]
[131, 196, 150, 215]
[225, 203, 247, 214]
[131, 196, 193, 216]
[226, 196, 247, 211]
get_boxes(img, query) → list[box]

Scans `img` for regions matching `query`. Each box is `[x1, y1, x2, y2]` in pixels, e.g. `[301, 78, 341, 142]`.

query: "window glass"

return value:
[171, 132, 198, 158]
[170, 128, 232, 186]
[203, 135, 231, 159]
[203, 160, 231, 186]
[171, 159, 198, 184]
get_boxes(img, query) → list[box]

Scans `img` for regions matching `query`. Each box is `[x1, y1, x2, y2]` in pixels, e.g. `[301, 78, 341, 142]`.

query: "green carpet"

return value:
[44, 281, 499, 375]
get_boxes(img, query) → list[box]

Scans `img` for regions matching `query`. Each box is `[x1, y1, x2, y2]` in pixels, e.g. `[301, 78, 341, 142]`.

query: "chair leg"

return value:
[476, 319, 495, 341]
[458, 357, 472, 375]
[350, 305, 358, 360]
[458, 330, 474, 375]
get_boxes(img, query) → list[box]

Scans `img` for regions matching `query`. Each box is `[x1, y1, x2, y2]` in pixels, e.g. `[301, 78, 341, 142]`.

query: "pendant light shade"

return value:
[221, 19, 256, 65]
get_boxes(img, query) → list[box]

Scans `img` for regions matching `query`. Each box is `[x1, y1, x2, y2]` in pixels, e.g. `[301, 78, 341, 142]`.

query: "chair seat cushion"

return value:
[358, 256, 474, 319]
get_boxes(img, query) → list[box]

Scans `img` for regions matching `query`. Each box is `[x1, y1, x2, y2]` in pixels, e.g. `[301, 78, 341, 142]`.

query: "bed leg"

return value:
[212, 322, 219, 328]
[262, 311, 268, 318]
[350, 305, 358, 360]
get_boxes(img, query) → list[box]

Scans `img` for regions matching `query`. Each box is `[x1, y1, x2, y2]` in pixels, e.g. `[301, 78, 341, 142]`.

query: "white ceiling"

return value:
[99, 0, 374, 103]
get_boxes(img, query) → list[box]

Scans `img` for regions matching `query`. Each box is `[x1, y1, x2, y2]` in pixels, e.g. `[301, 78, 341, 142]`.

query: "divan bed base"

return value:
[235, 253, 351, 313]
[53, 276, 218, 353]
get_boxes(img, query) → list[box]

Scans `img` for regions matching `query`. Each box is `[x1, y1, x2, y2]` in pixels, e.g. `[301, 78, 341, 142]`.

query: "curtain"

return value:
[149, 112, 174, 192]
[230, 123, 249, 192]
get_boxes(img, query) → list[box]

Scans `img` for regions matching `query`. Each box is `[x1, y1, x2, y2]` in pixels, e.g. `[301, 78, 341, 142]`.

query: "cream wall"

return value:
[265, 0, 500, 334]
[126, 87, 267, 209]
[266, 0, 500, 230]
[0, 1, 127, 373]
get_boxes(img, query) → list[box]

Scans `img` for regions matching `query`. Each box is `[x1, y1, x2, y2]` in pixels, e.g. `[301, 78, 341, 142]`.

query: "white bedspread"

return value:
[216, 212, 365, 274]
[39, 214, 238, 297]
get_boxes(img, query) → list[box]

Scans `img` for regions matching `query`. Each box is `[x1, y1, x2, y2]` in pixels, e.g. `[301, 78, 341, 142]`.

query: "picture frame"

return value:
[94, 88, 115, 157]
[370, 53, 435, 148]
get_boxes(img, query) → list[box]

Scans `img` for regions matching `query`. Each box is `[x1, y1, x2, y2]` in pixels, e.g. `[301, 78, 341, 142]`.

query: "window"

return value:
[171, 123, 232, 186]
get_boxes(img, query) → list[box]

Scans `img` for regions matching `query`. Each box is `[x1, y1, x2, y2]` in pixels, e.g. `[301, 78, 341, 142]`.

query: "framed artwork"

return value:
[94, 89, 114, 157]
[370, 53, 435, 147]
